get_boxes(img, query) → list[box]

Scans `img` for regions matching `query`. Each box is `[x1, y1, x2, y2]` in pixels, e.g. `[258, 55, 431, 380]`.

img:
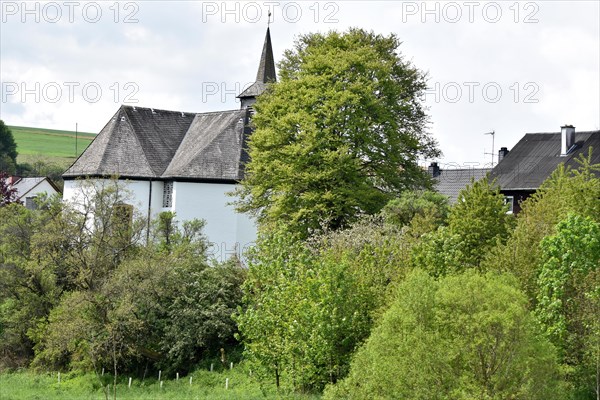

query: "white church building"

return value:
[62, 29, 277, 261]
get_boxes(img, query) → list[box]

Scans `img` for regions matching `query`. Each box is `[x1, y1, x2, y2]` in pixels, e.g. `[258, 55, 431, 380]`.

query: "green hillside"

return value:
[8, 125, 96, 167]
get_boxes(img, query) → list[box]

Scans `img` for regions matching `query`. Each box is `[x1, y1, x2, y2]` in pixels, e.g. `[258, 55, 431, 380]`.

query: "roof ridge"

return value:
[196, 109, 245, 116]
[120, 105, 243, 117]
[121, 104, 197, 116]
[526, 130, 600, 135]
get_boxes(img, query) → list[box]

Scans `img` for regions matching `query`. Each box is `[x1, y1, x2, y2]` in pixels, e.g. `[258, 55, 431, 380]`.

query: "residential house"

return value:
[490, 125, 600, 213]
[62, 28, 277, 260]
[7, 176, 61, 209]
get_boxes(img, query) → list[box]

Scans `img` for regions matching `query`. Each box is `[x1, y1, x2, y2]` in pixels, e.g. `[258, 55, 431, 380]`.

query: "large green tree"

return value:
[536, 214, 600, 399]
[413, 177, 514, 276]
[235, 29, 439, 237]
[0, 120, 18, 174]
[325, 270, 563, 400]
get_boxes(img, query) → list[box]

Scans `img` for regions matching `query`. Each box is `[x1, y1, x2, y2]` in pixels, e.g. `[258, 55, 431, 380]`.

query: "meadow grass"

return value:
[0, 366, 321, 400]
[8, 125, 95, 166]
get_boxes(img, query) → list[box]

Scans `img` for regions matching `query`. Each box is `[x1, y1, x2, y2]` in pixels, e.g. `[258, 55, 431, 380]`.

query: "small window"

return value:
[25, 196, 37, 210]
[504, 196, 514, 214]
[163, 181, 173, 208]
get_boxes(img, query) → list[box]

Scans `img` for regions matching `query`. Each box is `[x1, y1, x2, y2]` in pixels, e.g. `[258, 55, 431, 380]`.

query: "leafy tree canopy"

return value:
[381, 189, 449, 229]
[235, 28, 439, 237]
[413, 177, 513, 276]
[484, 150, 600, 302]
[535, 213, 600, 397]
[0, 120, 18, 174]
[325, 270, 563, 400]
[235, 218, 412, 392]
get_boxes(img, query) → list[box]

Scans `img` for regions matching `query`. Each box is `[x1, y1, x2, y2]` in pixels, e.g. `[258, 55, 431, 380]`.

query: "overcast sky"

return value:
[1, 0, 598, 167]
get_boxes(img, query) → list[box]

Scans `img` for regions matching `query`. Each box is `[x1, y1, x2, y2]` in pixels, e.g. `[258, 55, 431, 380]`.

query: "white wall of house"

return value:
[63, 179, 256, 262]
[21, 180, 58, 199]
[172, 181, 256, 261]
[18, 179, 60, 209]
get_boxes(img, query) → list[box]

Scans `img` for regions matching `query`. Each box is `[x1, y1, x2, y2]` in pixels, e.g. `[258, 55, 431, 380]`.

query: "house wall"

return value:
[500, 190, 533, 214]
[172, 181, 257, 261]
[63, 179, 161, 222]
[63, 179, 256, 262]
[22, 180, 59, 199]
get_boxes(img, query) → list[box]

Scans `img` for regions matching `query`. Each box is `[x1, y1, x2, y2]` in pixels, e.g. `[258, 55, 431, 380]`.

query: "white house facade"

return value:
[7, 176, 61, 209]
[62, 28, 277, 261]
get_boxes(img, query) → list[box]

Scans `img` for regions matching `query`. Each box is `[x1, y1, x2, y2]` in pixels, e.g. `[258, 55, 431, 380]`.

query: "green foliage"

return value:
[536, 213, 600, 398]
[235, 28, 439, 237]
[413, 177, 513, 276]
[236, 219, 411, 392]
[484, 151, 600, 303]
[381, 189, 449, 228]
[30, 207, 244, 375]
[0, 120, 18, 174]
[1, 179, 246, 378]
[325, 270, 563, 400]
[0, 200, 62, 369]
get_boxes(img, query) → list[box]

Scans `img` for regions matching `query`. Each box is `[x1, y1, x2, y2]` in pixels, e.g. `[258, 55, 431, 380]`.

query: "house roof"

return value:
[11, 177, 60, 198]
[490, 130, 600, 190]
[63, 106, 250, 182]
[435, 168, 491, 203]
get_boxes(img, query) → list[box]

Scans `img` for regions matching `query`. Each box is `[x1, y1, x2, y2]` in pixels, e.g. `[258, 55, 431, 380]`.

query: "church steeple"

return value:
[256, 27, 276, 84]
[238, 28, 277, 108]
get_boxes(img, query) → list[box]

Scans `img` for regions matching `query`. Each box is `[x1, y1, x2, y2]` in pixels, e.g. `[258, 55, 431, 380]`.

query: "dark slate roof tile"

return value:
[64, 106, 252, 182]
[124, 106, 195, 175]
[64, 107, 160, 178]
[435, 168, 491, 203]
[490, 131, 600, 190]
[162, 109, 248, 180]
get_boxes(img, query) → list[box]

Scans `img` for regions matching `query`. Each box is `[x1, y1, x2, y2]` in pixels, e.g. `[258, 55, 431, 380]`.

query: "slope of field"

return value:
[8, 125, 96, 167]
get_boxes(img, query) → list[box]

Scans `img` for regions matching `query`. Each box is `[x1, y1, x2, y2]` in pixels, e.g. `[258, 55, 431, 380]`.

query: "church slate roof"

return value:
[63, 106, 250, 182]
[162, 109, 248, 180]
[490, 130, 600, 190]
[64, 27, 276, 183]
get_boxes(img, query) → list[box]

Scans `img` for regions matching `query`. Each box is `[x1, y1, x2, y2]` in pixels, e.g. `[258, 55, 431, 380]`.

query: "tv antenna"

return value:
[483, 130, 495, 167]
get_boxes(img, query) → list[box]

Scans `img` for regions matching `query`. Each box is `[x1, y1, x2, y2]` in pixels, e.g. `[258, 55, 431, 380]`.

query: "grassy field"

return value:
[0, 367, 321, 400]
[8, 125, 96, 168]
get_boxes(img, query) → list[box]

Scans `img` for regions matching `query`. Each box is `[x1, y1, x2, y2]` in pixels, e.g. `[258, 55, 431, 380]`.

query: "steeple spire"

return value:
[237, 28, 277, 108]
[255, 27, 276, 84]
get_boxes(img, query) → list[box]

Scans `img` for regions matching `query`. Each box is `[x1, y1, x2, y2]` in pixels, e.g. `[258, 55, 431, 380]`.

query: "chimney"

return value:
[498, 147, 509, 163]
[560, 125, 575, 156]
[428, 162, 440, 178]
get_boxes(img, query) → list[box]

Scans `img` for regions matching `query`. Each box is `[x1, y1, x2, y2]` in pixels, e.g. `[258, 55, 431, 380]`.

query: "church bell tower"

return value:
[237, 28, 277, 109]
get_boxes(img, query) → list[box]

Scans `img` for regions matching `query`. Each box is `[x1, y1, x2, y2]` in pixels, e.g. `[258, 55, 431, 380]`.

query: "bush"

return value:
[325, 270, 564, 400]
